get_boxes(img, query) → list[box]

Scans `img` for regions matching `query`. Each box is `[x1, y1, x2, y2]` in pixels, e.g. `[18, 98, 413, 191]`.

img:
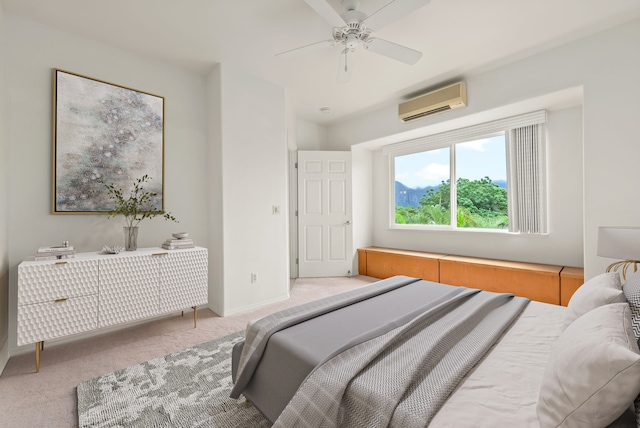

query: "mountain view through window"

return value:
[394, 134, 508, 229]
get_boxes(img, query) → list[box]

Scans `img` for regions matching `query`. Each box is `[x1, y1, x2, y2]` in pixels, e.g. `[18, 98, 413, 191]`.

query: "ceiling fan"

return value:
[276, 0, 431, 83]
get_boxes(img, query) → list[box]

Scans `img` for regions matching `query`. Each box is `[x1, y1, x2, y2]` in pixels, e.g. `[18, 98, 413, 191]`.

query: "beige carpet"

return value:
[0, 275, 376, 428]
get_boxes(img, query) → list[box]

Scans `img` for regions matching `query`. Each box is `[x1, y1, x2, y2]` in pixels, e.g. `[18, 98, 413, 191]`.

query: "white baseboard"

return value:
[0, 338, 8, 376]
[221, 292, 290, 317]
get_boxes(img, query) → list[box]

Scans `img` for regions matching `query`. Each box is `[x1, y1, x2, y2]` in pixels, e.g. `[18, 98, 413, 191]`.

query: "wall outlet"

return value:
[272, 205, 281, 215]
[251, 273, 258, 283]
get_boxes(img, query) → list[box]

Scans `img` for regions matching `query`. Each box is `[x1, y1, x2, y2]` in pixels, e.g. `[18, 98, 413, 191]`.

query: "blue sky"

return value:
[394, 135, 507, 188]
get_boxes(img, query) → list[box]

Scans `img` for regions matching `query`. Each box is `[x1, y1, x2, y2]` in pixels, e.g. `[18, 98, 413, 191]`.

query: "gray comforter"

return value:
[231, 276, 424, 399]
[232, 276, 529, 427]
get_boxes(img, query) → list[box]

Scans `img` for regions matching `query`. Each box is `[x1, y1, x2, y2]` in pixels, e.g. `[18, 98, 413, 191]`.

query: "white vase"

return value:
[124, 226, 139, 251]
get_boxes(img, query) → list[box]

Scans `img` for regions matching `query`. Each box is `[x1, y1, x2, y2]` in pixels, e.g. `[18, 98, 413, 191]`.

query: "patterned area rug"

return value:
[77, 331, 272, 427]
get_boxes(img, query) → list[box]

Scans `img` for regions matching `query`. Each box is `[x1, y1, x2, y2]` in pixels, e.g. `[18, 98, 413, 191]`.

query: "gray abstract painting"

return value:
[53, 69, 164, 213]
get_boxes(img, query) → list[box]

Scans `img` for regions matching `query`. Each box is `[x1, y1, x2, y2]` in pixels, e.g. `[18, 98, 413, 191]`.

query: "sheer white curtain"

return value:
[508, 124, 547, 234]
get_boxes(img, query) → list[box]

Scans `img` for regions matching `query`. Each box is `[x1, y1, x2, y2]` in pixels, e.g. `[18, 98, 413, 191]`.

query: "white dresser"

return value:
[17, 247, 208, 372]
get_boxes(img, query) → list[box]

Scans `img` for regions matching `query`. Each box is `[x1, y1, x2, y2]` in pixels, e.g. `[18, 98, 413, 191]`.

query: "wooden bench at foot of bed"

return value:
[357, 247, 584, 306]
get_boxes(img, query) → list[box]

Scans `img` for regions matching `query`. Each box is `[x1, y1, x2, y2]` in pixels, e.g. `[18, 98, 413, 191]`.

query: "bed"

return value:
[230, 274, 640, 427]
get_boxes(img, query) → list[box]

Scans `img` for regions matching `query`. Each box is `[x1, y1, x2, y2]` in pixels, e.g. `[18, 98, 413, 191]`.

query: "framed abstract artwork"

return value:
[52, 69, 165, 214]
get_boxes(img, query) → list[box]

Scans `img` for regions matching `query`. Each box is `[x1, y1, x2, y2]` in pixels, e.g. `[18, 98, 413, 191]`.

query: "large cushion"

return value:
[622, 269, 640, 428]
[623, 269, 640, 347]
[563, 271, 625, 329]
[537, 303, 640, 428]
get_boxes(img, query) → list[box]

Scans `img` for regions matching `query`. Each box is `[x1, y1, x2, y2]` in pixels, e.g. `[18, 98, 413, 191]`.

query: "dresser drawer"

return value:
[17, 294, 98, 346]
[98, 254, 160, 328]
[159, 248, 208, 313]
[18, 259, 99, 305]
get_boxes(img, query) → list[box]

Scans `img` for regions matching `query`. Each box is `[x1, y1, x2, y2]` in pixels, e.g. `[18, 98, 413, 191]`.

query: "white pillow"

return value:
[537, 303, 640, 428]
[563, 271, 625, 329]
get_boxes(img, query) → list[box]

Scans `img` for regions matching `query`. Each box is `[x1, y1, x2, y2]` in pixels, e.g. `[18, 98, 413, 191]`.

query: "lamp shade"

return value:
[597, 227, 640, 261]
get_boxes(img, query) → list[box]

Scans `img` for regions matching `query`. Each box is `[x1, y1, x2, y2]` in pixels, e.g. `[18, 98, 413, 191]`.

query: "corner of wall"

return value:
[295, 119, 329, 151]
[350, 146, 374, 274]
[205, 65, 225, 317]
[0, 338, 8, 375]
[0, 0, 9, 373]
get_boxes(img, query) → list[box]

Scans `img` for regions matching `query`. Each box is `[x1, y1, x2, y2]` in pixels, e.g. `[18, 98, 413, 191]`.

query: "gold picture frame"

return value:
[52, 69, 165, 214]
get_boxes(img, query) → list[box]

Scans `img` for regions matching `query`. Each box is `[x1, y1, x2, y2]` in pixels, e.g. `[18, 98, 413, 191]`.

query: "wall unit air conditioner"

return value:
[398, 82, 467, 122]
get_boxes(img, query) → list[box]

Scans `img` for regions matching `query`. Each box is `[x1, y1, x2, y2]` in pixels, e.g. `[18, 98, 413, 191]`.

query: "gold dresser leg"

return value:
[35, 342, 41, 373]
[193, 306, 197, 328]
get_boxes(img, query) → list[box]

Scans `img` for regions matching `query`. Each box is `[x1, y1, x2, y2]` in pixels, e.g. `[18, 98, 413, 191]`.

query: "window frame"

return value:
[389, 130, 509, 232]
[385, 110, 547, 234]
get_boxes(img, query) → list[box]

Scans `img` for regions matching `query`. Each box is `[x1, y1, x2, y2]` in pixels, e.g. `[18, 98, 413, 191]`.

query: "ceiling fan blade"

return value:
[365, 38, 422, 65]
[304, 0, 346, 28]
[276, 39, 335, 60]
[363, 0, 431, 31]
[337, 49, 352, 84]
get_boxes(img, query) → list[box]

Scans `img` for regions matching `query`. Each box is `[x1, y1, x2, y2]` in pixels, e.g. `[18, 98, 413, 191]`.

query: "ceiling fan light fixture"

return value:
[345, 33, 360, 49]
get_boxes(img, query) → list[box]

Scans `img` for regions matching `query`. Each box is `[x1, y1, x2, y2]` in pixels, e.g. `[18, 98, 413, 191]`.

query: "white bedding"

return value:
[430, 301, 635, 427]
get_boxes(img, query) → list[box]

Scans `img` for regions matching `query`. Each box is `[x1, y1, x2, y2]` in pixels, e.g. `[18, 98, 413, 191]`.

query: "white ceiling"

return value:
[3, 0, 640, 125]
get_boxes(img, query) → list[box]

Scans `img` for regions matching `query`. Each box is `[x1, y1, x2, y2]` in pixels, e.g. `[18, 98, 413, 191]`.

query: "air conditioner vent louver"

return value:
[402, 105, 451, 121]
[399, 82, 466, 123]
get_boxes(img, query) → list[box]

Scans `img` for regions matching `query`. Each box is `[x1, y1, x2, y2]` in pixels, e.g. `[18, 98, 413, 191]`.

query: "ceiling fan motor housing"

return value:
[342, 0, 360, 12]
[333, 20, 371, 48]
[340, 9, 367, 25]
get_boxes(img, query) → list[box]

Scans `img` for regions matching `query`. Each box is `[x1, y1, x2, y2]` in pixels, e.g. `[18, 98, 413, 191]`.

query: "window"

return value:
[394, 134, 508, 229]
[385, 111, 547, 234]
[395, 147, 451, 225]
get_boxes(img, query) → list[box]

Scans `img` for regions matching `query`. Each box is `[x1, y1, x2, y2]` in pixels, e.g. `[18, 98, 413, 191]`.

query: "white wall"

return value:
[2, 12, 292, 357]
[351, 145, 374, 273]
[215, 63, 290, 315]
[206, 66, 224, 316]
[3, 15, 209, 355]
[0, 2, 9, 374]
[328, 18, 640, 279]
[296, 119, 328, 151]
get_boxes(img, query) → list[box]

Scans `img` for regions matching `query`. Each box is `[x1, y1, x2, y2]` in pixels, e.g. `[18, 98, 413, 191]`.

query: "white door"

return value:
[298, 150, 352, 277]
